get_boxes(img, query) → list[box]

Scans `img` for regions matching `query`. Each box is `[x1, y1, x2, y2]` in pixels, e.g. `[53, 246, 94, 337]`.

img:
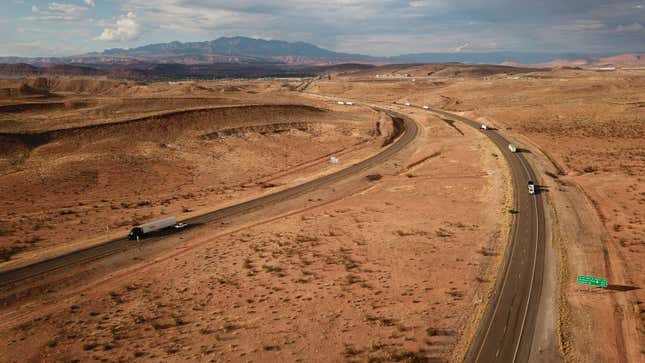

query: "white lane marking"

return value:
[512, 154, 540, 363]
[417, 103, 526, 362]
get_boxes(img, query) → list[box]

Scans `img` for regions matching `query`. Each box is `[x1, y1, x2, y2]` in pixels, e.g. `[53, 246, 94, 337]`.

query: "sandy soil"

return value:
[0, 78, 397, 265]
[308, 68, 645, 361]
[0, 77, 314, 133]
[0, 87, 511, 362]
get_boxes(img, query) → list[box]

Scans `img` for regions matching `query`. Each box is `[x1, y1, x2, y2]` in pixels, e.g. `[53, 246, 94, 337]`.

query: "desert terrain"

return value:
[0, 75, 512, 362]
[307, 66, 644, 362]
[0, 63, 642, 362]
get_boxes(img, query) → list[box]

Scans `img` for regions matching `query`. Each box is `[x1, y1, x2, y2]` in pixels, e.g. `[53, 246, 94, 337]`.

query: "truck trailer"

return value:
[128, 217, 177, 240]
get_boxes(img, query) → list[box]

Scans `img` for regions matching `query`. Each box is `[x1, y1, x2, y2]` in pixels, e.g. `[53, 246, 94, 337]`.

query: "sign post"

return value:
[577, 275, 608, 288]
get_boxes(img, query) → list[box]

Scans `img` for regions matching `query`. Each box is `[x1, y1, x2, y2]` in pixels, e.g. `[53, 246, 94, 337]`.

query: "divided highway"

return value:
[0, 109, 418, 288]
[406, 103, 546, 363]
[1, 98, 546, 363]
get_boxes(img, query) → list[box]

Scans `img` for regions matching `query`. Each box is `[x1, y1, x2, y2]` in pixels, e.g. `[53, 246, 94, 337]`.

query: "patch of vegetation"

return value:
[0, 245, 26, 262]
[426, 327, 455, 336]
[435, 228, 453, 238]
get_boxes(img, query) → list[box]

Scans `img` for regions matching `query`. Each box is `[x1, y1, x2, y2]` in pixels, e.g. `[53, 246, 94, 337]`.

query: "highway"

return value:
[0, 109, 418, 288]
[1, 98, 546, 363]
[405, 103, 546, 363]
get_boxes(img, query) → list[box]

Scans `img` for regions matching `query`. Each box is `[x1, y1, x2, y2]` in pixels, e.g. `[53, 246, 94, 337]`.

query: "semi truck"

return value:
[128, 217, 179, 240]
[508, 144, 517, 153]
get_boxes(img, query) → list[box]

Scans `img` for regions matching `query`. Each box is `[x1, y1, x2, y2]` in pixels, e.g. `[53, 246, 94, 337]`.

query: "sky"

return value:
[2, 0, 644, 57]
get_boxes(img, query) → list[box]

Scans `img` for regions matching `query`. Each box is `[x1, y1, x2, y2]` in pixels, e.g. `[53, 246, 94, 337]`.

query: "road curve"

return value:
[403, 103, 546, 363]
[0, 109, 418, 288]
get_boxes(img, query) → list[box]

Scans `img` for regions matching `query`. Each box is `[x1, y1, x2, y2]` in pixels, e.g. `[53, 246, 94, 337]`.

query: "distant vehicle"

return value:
[128, 217, 177, 240]
[345, 102, 354, 105]
[528, 181, 536, 195]
[337, 101, 345, 105]
[508, 144, 518, 153]
[405, 102, 411, 106]
[423, 105, 429, 109]
[174, 222, 188, 229]
[481, 124, 488, 130]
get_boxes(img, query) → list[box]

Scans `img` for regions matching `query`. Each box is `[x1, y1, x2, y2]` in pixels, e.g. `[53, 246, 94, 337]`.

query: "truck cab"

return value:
[528, 181, 536, 195]
[128, 227, 144, 240]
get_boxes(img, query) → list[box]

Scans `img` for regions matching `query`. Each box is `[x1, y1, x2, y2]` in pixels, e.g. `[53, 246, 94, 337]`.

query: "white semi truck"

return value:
[128, 217, 180, 240]
[508, 144, 518, 153]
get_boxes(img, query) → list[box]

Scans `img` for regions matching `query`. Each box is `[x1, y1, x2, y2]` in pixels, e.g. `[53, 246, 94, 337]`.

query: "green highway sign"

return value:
[577, 275, 608, 288]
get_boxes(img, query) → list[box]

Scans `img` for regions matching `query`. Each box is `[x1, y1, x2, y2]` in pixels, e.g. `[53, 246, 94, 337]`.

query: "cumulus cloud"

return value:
[114, 0, 645, 54]
[96, 12, 142, 41]
[14, 0, 645, 55]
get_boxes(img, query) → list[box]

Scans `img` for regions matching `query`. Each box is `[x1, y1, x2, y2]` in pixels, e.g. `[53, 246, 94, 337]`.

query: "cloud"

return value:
[10, 0, 645, 56]
[554, 20, 606, 32]
[615, 22, 644, 32]
[96, 12, 142, 41]
[453, 42, 471, 52]
[26, 2, 90, 21]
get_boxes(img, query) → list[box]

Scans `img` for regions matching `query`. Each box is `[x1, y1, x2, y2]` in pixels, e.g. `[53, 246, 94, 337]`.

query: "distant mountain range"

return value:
[0, 37, 374, 67]
[101, 36, 372, 62]
[0, 36, 643, 80]
[1, 36, 643, 67]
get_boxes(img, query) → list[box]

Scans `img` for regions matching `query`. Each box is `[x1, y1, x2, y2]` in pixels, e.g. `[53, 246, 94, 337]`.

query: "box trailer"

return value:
[337, 101, 345, 105]
[405, 102, 411, 106]
[423, 105, 429, 109]
[128, 216, 177, 240]
[508, 144, 517, 153]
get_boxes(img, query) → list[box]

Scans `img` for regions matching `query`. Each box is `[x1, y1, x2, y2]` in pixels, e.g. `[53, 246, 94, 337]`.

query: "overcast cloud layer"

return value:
[2, 0, 644, 56]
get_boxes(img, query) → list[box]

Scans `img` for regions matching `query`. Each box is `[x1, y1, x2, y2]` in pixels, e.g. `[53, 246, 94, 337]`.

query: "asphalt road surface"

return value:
[406, 103, 546, 363]
[0, 109, 418, 288]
